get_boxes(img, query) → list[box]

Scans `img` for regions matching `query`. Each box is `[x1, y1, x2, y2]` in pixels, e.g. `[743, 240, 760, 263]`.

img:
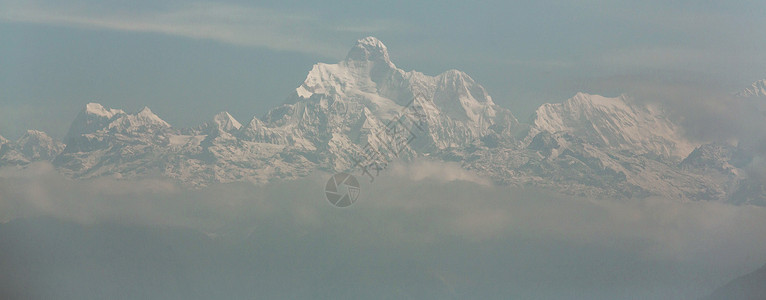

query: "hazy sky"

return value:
[1, 0, 766, 139]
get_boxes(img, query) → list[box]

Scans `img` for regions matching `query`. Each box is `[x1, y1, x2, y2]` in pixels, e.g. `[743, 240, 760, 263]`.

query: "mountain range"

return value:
[1, 37, 764, 205]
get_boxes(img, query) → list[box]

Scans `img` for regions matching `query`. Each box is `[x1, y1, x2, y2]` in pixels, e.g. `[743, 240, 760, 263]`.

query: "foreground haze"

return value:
[2, 162, 766, 299]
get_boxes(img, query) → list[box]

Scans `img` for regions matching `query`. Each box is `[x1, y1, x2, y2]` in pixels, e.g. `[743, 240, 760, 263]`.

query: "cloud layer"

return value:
[1, 161, 766, 298]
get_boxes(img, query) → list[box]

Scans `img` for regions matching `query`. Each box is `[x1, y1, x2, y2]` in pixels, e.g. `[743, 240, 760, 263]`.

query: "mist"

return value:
[1, 161, 765, 299]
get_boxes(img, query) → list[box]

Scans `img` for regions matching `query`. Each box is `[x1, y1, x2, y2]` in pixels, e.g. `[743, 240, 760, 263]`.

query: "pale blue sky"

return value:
[1, 0, 765, 139]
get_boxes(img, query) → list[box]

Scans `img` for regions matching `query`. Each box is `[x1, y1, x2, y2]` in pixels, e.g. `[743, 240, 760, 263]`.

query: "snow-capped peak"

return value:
[85, 102, 123, 118]
[212, 111, 242, 131]
[531, 92, 628, 135]
[135, 106, 170, 128]
[345, 36, 395, 68]
[65, 103, 170, 142]
[17, 130, 61, 150]
[5, 38, 763, 204]
[3, 129, 65, 163]
[65, 103, 125, 141]
[530, 92, 694, 158]
[289, 37, 517, 151]
[433, 69, 498, 122]
[737, 79, 766, 98]
[20, 129, 49, 139]
[295, 37, 398, 100]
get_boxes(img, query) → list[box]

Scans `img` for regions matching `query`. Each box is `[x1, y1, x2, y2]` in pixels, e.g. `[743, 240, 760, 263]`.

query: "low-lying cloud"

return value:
[1, 161, 766, 299]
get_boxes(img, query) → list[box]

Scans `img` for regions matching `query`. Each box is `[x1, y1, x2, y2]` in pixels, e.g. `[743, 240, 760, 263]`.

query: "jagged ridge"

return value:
[1, 37, 765, 204]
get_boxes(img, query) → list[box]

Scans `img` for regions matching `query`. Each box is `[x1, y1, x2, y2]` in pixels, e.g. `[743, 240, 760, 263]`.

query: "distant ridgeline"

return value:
[1, 37, 765, 205]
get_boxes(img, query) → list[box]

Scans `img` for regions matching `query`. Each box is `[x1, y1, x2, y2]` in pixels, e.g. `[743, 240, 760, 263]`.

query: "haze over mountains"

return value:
[1, 37, 764, 204]
[706, 263, 766, 300]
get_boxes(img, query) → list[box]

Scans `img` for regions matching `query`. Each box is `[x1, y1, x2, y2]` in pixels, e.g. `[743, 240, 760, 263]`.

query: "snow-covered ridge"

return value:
[85, 102, 123, 118]
[65, 103, 169, 141]
[1, 37, 764, 204]
[736, 79, 766, 115]
[0, 130, 65, 164]
[212, 111, 242, 132]
[345, 36, 395, 68]
[292, 36, 515, 149]
[737, 79, 766, 98]
[528, 92, 694, 158]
